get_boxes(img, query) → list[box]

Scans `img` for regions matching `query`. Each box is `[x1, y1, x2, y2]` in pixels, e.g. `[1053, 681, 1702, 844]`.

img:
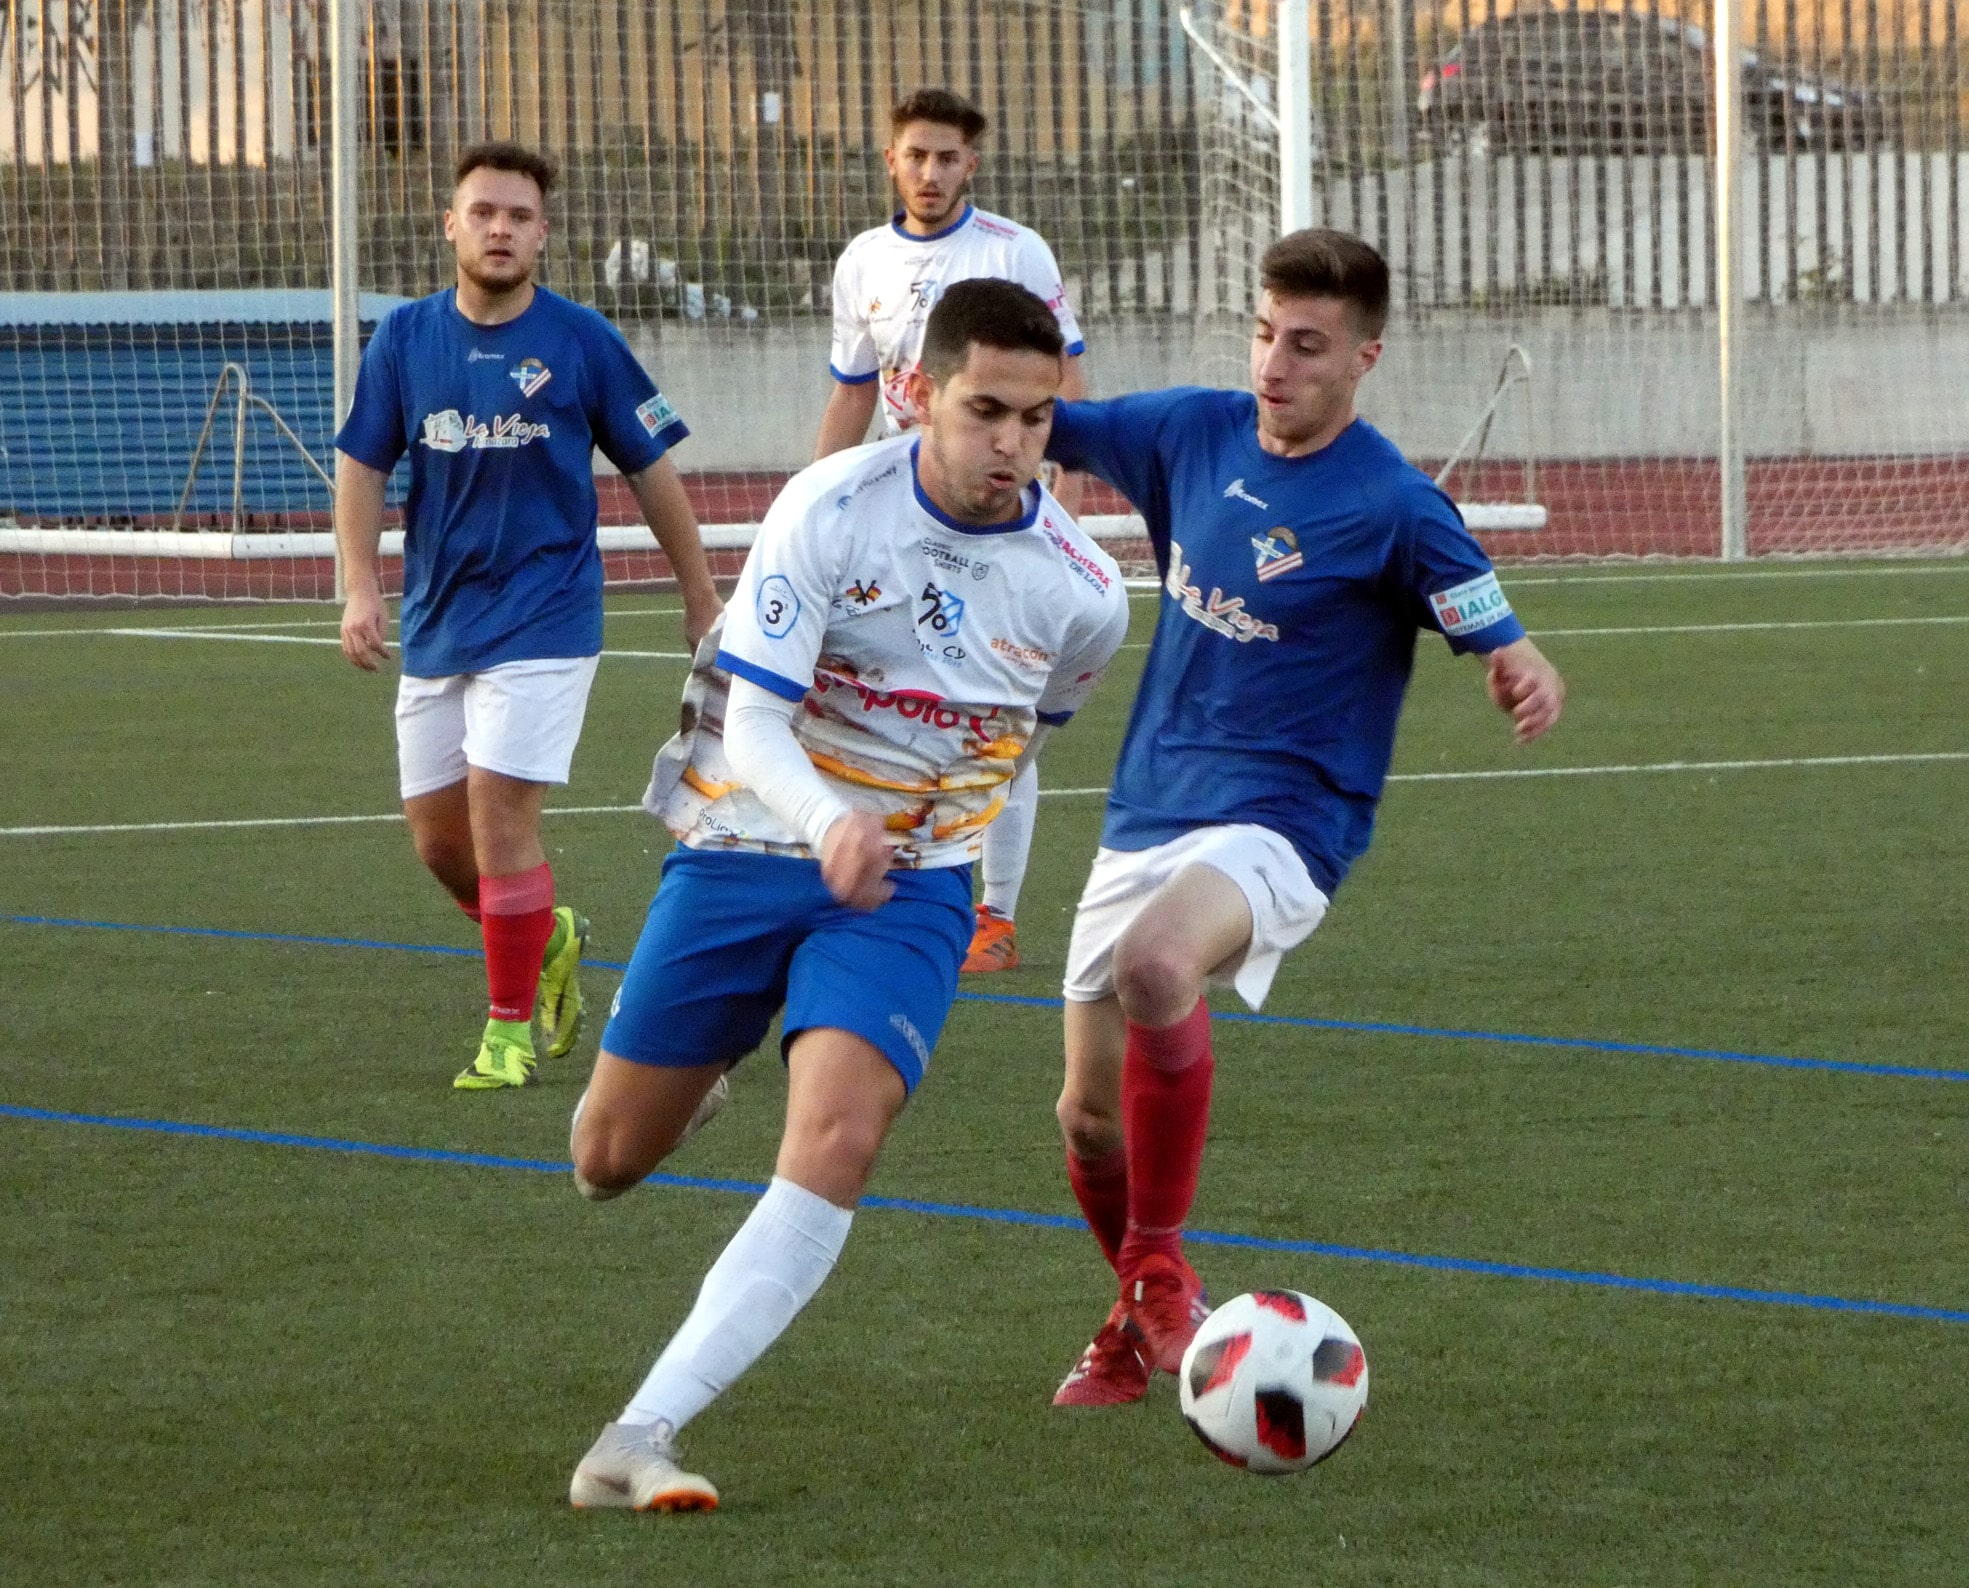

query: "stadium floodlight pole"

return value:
[330, 0, 361, 600]
[1277, 0, 1314, 233]
[1714, 0, 1748, 561]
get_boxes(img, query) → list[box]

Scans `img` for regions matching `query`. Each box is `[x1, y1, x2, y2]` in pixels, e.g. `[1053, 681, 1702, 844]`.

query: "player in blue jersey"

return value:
[334, 142, 722, 1092]
[1042, 229, 1565, 1406]
[561, 280, 1129, 1511]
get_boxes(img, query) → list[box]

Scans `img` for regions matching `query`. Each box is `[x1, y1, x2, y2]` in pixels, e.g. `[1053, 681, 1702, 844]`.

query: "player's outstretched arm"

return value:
[1483, 637, 1565, 744]
[813, 380, 880, 459]
[334, 452, 392, 672]
[628, 456, 724, 649]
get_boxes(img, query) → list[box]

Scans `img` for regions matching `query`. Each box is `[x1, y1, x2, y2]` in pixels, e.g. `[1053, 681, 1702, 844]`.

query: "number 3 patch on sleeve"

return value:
[756, 574, 801, 638]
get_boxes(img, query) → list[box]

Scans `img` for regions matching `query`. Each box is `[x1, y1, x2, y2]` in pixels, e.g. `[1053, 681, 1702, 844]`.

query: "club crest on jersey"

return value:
[1251, 526, 1303, 582]
[508, 357, 551, 397]
[917, 581, 966, 639]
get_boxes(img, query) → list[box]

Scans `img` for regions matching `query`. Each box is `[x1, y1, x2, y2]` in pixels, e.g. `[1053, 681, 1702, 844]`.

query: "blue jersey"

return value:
[1048, 388, 1527, 895]
[334, 286, 688, 677]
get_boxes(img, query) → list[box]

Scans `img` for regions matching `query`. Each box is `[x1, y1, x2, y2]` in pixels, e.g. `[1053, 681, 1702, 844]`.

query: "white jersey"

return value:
[646, 434, 1128, 869]
[829, 204, 1086, 436]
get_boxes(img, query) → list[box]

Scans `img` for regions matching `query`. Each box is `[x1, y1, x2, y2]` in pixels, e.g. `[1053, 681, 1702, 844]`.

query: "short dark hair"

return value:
[919, 278, 1064, 379]
[891, 87, 988, 144]
[454, 140, 558, 201]
[1260, 228, 1389, 339]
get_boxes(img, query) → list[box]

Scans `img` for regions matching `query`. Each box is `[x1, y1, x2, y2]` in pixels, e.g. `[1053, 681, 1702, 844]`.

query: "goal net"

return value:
[3, 0, 1200, 600]
[3, 0, 1965, 604]
[1184, 0, 1969, 559]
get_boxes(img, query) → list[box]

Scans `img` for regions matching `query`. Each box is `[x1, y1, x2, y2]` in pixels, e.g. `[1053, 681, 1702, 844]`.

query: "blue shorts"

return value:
[600, 846, 975, 1094]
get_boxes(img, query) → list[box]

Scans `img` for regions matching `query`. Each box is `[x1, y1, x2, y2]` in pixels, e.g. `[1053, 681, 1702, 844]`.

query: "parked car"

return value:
[1417, 11, 1886, 155]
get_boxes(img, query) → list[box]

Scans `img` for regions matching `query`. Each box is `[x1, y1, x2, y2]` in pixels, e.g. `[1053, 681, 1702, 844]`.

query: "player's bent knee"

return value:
[570, 1137, 646, 1200]
[573, 1166, 630, 1203]
[796, 1111, 887, 1177]
[777, 1107, 890, 1206]
[410, 827, 474, 882]
[1055, 1092, 1121, 1160]
[1110, 943, 1205, 1027]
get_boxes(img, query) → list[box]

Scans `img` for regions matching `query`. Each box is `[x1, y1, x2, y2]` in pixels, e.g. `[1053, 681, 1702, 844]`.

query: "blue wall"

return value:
[0, 324, 401, 521]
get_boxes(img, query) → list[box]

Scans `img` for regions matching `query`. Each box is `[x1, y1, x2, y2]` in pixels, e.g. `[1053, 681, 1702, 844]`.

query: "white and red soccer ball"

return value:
[1177, 1289, 1368, 1474]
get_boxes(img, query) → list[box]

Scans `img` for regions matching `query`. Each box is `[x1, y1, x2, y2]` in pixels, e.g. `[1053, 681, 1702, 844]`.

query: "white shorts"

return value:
[1062, 824, 1330, 1011]
[394, 655, 601, 799]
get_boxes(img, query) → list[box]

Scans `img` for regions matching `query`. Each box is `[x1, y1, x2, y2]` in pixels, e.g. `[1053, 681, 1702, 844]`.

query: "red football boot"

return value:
[1052, 1300, 1151, 1407]
[1124, 1252, 1211, 1375]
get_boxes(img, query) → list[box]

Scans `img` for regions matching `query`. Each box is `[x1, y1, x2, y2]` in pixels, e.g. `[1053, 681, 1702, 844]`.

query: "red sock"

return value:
[1116, 999, 1214, 1276]
[480, 863, 554, 1024]
[456, 880, 482, 925]
[1066, 1146, 1129, 1273]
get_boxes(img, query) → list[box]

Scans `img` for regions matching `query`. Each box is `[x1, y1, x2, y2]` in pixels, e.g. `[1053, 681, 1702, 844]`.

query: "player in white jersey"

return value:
[815, 85, 1091, 975]
[561, 280, 1128, 1511]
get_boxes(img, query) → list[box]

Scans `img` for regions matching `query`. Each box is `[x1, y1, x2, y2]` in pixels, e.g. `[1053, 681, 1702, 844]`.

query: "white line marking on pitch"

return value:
[11, 606, 1969, 649]
[5, 752, 1963, 838]
[1529, 614, 1969, 638]
[16, 627, 697, 658]
[1385, 751, 1969, 782]
[108, 628, 343, 645]
[1508, 562, 1969, 588]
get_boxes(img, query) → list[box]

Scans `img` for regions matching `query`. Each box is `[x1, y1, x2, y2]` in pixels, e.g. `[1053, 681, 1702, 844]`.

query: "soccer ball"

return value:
[1177, 1290, 1368, 1474]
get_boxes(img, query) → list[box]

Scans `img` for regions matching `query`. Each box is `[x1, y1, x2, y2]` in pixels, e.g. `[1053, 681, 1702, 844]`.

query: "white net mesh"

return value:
[2, 0, 1965, 601]
[2, 0, 344, 597]
[1184, 0, 1968, 558]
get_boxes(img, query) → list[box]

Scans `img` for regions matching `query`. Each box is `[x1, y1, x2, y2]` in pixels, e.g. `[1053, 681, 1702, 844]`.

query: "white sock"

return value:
[980, 758, 1041, 921]
[619, 1176, 853, 1432]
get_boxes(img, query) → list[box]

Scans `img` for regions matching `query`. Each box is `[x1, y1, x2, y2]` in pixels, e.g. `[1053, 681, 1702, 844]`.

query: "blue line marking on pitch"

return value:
[4, 1100, 1965, 1326]
[955, 990, 1969, 1083]
[11, 911, 1966, 1085]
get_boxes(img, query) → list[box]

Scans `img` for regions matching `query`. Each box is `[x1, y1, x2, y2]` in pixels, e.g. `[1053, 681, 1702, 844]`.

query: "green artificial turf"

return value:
[2, 562, 1966, 1585]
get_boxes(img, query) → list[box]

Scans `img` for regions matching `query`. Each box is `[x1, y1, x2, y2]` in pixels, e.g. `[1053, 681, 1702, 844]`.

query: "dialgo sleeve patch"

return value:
[1429, 572, 1513, 636]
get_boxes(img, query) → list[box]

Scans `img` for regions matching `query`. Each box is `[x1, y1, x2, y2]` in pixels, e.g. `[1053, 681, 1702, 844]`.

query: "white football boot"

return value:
[569, 1420, 718, 1512]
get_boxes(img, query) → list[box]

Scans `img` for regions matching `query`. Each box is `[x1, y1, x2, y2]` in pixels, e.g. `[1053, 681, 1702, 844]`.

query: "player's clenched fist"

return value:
[340, 586, 392, 671]
[1484, 637, 1564, 744]
[819, 810, 897, 912]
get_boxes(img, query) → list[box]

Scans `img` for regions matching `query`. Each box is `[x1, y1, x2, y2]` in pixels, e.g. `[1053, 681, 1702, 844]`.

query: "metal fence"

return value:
[5, 1, 1966, 315]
